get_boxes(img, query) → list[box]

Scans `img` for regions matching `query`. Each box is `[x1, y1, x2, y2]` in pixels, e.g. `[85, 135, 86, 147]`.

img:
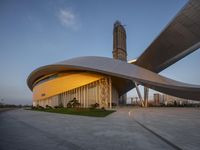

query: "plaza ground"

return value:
[0, 107, 200, 150]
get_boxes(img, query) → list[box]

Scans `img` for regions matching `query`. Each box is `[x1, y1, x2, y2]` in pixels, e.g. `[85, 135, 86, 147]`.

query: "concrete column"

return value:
[75, 88, 77, 99]
[144, 87, 149, 107]
[109, 77, 112, 109]
[134, 81, 144, 107]
[98, 80, 100, 107]
[79, 88, 81, 104]
[83, 86, 86, 108]
[86, 84, 88, 107]
[95, 81, 97, 103]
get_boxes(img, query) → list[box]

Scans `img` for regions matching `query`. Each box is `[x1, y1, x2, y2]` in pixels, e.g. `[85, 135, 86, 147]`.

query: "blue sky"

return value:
[0, 0, 199, 104]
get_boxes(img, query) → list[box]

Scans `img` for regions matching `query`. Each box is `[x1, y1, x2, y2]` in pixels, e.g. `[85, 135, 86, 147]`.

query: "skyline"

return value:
[1, 0, 200, 104]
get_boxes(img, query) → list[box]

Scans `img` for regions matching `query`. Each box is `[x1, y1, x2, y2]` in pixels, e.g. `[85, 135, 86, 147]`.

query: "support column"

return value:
[134, 81, 144, 107]
[83, 86, 86, 108]
[144, 87, 149, 107]
[86, 84, 88, 107]
[98, 80, 100, 107]
[95, 81, 98, 103]
[109, 77, 112, 109]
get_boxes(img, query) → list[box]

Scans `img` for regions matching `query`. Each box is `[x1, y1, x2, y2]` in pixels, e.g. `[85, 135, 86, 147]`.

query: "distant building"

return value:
[153, 93, 163, 105]
[113, 20, 127, 61]
[163, 94, 189, 105]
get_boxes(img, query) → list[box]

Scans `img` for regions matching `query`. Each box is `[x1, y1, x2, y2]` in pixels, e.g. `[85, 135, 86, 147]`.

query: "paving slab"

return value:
[0, 108, 200, 150]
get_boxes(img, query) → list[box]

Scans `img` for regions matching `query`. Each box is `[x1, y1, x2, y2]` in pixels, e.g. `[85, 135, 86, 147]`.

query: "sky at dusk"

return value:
[0, 0, 200, 105]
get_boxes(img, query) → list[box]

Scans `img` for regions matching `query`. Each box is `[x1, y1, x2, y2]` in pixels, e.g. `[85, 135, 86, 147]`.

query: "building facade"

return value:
[32, 71, 120, 108]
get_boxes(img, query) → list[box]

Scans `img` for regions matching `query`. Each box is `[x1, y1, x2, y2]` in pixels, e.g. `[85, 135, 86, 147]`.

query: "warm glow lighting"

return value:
[33, 72, 103, 100]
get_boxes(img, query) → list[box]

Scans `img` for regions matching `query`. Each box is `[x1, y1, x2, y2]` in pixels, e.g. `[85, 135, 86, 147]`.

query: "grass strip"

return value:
[30, 108, 115, 117]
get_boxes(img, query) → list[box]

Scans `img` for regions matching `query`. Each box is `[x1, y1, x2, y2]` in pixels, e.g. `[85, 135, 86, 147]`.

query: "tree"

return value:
[67, 97, 80, 108]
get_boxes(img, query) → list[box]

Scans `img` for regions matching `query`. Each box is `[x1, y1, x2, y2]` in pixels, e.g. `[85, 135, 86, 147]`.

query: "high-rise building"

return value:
[113, 20, 127, 61]
[113, 20, 127, 104]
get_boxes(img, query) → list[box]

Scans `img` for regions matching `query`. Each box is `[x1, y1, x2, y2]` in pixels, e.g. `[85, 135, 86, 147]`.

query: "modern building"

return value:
[28, 21, 133, 109]
[113, 20, 127, 61]
[27, 0, 200, 108]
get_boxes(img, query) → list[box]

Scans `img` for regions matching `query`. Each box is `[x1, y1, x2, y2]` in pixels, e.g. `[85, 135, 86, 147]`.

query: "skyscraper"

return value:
[113, 20, 127, 104]
[113, 20, 127, 61]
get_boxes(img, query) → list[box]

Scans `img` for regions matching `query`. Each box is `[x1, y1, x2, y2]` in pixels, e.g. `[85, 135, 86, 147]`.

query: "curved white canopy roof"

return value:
[27, 56, 200, 100]
[135, 0, 200, 73]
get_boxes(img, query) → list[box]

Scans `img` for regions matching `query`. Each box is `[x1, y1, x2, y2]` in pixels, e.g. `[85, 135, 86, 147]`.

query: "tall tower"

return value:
[113, 20, 127, 61]
[113, 20, 127, 104]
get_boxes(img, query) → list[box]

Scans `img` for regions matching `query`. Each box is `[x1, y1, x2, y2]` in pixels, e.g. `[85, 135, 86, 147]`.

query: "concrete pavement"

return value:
[0, 108, 200, 150]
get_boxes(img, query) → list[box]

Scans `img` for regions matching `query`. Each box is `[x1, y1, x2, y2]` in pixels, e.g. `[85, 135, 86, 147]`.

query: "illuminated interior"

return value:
[32, 72, 119, 108]
[33, 72, 103, 100]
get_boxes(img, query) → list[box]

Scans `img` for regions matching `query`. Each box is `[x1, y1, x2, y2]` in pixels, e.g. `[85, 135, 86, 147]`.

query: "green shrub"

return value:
[46, 105, 52, 109]
[54, 106, 59, 109]
[101, 107, 105, 111]
[38, 106, 44, 109]
[67, 103, 72, 108]
[32, 106, 37, 109]
[90, 103, 99, 109]
[59, 103, 64, 108]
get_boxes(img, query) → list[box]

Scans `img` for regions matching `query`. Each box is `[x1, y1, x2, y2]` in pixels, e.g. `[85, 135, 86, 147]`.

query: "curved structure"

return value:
[27, 56, 200, 108]
[133, 0, 200, 73]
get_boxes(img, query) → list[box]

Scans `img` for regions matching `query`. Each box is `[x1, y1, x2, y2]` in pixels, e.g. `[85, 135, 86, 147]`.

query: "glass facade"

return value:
[34, 77, 119, 109]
